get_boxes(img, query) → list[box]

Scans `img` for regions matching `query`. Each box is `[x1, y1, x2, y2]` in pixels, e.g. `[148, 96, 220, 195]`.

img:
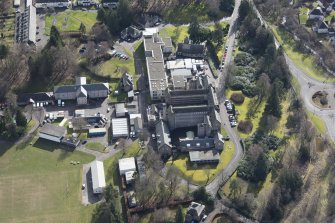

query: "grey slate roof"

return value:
[54, 83, 109, 94]
[17, 92, 53, 104]
[155, 120, 172, 149]
[40, 123, 66, 138]
[177, 43, 205, 56]
[309, 8, 324, 16]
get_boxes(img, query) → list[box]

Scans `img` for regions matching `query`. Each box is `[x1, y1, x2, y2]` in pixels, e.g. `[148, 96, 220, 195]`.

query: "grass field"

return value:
[0, 16, 15, 45]
[45, 10, 97, 35]
[0, 138, 95, 223]
[86, 142, 106, 153]
[271, 26, 335, 83]
[226, 90, 266, 138]
[160, 25, 189, 46]
[307, 111, 327, 134]
[299, 7, 309, 25]
[97, 46, 136, 79]
[167, 140, 236, 185]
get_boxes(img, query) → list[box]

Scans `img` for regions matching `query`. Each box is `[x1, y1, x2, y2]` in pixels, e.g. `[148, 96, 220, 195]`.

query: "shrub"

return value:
[238, 120, 253, 133]
[320, 96, 328, 105]
[230, 93, 245, 104]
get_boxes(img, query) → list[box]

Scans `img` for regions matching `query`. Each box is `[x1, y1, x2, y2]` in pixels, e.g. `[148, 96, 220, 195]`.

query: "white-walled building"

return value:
[118, 157, 136, 175]
[34, 0, 69, 8]
[39, 123, 66, 143]
[91, 160, 106, 194]
[54, 77, 109, 105]
[112, 118, 129, 138]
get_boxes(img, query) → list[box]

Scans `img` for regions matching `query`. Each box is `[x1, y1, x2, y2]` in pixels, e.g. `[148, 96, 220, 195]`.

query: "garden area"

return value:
[0, 138, 95, 223]
[166, 139, 236, 185]
[45, 10, 97, 35]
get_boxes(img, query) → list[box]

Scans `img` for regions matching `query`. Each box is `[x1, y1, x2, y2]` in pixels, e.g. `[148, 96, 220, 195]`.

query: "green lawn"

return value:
[0, 138, 95, 223]
[45, 10, 97, 35]
[160, 25, 189, 46]
[86, 142, 106, 153]
[167, 140, 236, 185]
[307, 111, 327, 134]
[0, 16, 15, 45]
[299, 7, 309, 25]
[226, 90, 266, 138]
[271, 26, 335, 83]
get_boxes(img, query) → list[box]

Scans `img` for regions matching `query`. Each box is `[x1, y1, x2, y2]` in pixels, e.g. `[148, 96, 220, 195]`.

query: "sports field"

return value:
[0, 138, 95, 223]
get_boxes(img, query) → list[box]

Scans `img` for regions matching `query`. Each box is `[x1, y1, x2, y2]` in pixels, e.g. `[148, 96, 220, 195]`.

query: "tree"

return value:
[229, 179, 241, 198]
[47, 26, 63, 48]
[239, 0, 251, 21]
[220, 0, 234, 14]
[264, 79, 282, 118]
[79, 22, 86, 34]
[256, 73, 271, 103]
[0, 44, 8, 59]
[278, 168, 302, 203]
[16, 108, 27, 127]
[298, 143, 310, 163]
[254, 153, 268, 182]
[175, 205, 184, 223]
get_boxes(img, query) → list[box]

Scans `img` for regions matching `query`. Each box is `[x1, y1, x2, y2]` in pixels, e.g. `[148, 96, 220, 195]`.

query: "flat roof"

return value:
[118, 157, 136, 172]
[89, 128, 106, 133]
[112, 118, 129, 136]
[189, 150, 220, 162]
[115, 103, 126, 113]
[91, 160, 106, 190]
[171, 68, 193, 77]
[143, 33, 167, 92]
[40, 123, 66, 138]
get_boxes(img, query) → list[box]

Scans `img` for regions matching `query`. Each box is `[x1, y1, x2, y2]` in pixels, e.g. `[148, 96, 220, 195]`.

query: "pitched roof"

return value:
[76, 86, 87, 97]
[40, 123, 66, 138]
[54, 83, 108, 94]
[17, 92, 53, 104]
[309, 8, 324, 16]
[319, 21, 329, 29]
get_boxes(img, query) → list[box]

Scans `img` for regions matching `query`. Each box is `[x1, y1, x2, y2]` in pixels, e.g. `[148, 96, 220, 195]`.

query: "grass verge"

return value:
[307, 111, 327, 134]
[271, 25, 335, 83]
[86, 142, 106, 153]
[167, 140, 236, 185]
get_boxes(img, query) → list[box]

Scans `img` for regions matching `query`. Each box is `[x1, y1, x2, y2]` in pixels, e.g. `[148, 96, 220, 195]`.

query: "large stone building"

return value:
[54, 77, 109, 105]
[143, 29, 172, 101]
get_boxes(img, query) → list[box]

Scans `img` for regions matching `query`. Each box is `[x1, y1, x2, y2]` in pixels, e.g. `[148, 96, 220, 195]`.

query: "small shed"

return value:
[91, 160, 106, 194]
[118, 157, 136, 175]
[115, 103, 127, 117]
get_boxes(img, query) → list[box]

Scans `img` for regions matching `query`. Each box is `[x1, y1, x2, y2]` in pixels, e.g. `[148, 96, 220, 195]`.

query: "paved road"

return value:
[205, 0, 243, 197]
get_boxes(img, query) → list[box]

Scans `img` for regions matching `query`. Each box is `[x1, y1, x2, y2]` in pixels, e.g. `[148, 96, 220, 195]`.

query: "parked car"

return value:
[230, 121, 237, 127]
[228, 115, 235, 122]
[107, 108, 110, 113]
[82, 184, 86, 190]
[82, 140, 87, 145]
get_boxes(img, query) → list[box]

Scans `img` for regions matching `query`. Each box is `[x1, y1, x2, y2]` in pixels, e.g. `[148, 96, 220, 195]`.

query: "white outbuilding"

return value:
[112, 118, 129, 138]
[39, 123, 66, 143]
[91, 160, 106, 194]
[118, 157, 136, 175]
